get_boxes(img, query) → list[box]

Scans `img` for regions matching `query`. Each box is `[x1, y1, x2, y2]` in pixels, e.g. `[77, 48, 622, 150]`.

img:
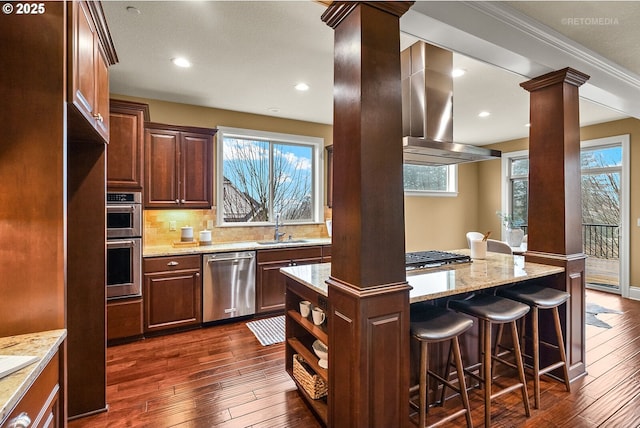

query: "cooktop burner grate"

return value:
[405, 250, 471, 270]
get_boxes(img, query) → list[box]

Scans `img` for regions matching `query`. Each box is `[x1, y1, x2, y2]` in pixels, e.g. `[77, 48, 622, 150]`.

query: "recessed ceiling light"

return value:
[268, 107, 281, 113]
[295, 83, 310, 91]
[171, 57, 191, 68]
[452, 68, 466, 78]
[478, 111, 491, 118]
[126, 6, 140, 15]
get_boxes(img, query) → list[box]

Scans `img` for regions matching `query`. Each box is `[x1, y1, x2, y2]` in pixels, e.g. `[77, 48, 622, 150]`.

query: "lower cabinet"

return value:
[107, 297, 143, 343]
[3, 351, 61, 428]
[143, 255, 202, 334]
[256, 246, 323, 314]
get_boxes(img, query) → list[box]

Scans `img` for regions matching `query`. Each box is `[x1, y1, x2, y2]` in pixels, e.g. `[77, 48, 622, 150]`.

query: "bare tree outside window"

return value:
[222, 137, 313, 223]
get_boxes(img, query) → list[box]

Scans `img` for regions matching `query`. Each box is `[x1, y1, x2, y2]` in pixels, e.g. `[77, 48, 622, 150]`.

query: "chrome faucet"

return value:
[274, 212, 286, 242]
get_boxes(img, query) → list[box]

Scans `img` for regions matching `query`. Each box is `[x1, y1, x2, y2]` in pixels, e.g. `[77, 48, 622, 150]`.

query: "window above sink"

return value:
[216, 126, 324, 228]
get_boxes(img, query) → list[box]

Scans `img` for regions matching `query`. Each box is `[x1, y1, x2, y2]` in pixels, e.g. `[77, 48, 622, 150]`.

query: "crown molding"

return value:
[465, 1, 640, 90]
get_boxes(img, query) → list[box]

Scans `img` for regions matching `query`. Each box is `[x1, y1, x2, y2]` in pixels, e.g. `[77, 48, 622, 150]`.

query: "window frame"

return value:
[403, 164, 459, 197]
[215, 126, 324, 227]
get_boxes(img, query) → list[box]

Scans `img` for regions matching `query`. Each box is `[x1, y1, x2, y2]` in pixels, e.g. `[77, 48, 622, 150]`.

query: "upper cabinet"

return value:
[144, 123, 217, 209]
[68, 0, 118, 143]
[108, 100, 150, 191]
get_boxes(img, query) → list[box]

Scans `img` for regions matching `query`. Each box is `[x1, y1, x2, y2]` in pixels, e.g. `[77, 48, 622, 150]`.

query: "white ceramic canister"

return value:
[181, 226, 194, 242]
[199, 229, 212, 244]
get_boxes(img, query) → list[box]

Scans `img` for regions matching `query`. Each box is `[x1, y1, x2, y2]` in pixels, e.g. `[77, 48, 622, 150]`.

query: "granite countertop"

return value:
[144, 237, 332, 257]
[280, 250, 565, 302]
[0, 329, 67, 425]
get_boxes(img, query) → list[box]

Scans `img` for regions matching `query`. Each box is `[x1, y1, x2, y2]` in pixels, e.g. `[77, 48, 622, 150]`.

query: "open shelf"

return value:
[287, 310, 329, 344]
[286, 367, 328, 423]
[287, 337, 328, 381]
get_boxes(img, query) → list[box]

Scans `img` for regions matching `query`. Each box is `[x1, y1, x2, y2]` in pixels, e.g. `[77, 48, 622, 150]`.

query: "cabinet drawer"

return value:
[257, 246, 322, 263]
[144, 255, 201, 273]
[4, 352, 60, 428]
[107, 298, 143, 341]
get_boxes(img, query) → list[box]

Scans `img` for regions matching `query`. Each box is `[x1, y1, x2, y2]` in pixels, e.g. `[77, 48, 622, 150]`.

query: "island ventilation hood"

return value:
[401, 41, 501, 165]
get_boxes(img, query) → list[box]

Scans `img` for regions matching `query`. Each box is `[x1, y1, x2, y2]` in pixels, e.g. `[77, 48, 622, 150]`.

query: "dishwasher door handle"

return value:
[207, 255, 254, 263]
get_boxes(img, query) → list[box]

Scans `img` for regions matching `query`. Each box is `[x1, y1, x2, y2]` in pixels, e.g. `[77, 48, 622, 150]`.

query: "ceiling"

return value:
[103, 1, 637, 146]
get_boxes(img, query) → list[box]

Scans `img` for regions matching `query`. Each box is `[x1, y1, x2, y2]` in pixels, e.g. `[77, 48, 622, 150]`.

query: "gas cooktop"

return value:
[405, 250, 471, 270]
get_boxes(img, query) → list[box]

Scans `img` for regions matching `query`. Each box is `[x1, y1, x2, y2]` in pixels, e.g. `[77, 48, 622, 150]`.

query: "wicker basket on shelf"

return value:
[292, 354, 328, 399]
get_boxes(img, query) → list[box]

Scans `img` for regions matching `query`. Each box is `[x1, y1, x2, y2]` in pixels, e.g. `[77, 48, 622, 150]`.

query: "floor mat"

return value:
[586, 302, 622, 329]
[246, 315, 285, 346]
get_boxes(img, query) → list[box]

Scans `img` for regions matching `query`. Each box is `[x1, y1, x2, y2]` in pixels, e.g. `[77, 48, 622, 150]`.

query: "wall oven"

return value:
[107, 192, 142, 300]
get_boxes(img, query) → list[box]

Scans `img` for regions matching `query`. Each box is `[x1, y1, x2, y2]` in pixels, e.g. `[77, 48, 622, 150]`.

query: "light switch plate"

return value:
[169, 221, 177, 231]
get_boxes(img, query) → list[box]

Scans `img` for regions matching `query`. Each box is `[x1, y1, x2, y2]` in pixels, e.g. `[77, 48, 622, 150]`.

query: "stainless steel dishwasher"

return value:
[203, 251, 256, 322]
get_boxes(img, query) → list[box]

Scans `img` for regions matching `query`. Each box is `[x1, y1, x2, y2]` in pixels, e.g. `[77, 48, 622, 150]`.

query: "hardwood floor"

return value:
[70, 289, 640, 427]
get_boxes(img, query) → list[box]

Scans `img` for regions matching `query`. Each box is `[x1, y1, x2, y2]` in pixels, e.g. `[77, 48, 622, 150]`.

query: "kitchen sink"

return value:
[256, 239, 309, 245]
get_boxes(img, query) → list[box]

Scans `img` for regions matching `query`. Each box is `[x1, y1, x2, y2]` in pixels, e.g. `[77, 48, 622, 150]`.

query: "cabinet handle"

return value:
[8, 412, 31, 428]
[175, 199, 180, 204]
[167, 261, 179, 266]
[181, 199, 186, 203]
[93, 113, 104, 122]
[195, 273, 200, 277]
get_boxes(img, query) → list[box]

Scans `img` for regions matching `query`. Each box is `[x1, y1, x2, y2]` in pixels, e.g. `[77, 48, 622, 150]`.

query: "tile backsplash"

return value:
[144, 207, 332, 247]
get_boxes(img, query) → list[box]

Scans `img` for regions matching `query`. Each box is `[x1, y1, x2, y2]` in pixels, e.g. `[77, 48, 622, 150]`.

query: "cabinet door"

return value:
[144, 269, 201, 333]
[179, 132, 213, 208]
[70, 0, 97, 126]
[108, 101, 148, 190]
[94, 46, 109, 141]
[257, 260, 291, 313]
[145, 129, 180, 207]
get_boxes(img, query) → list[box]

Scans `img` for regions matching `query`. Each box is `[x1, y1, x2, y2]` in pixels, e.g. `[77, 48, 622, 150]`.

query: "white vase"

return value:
[506, 228, 524, 247]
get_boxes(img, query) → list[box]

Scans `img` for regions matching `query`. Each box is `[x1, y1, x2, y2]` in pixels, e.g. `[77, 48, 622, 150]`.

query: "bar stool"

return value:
[448, 293, 531, 427]
[409, 305, 474, 428]
[496, 284, 571, 408]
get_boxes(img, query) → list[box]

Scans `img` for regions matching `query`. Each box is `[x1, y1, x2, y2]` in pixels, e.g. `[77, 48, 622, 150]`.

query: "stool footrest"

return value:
[491, 382, 526, 401]
[539, 360, 567, 376]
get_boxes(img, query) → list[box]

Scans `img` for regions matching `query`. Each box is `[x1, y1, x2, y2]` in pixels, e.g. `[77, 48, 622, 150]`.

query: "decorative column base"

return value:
[328, 277, 411, 428]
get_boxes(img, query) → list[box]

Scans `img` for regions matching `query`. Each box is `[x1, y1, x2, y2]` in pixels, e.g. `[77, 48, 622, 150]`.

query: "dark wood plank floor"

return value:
[70, 289, 640, 427]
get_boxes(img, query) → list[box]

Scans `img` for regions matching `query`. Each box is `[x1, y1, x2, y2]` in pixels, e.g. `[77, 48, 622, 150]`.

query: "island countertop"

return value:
[0, 329, 67, 425]
[280, 250, 565, 302]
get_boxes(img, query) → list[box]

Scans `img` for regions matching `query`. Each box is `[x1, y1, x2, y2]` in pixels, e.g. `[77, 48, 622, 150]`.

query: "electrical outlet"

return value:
[207, 220, 214, 229]
[169, 221, 177, 231]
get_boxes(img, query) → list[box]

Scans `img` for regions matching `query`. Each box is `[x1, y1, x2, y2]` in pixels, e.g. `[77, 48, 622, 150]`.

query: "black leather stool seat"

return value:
[497, 284, 570, 309]
[411, 306, 473, 342]
[449, 293, 530, 323]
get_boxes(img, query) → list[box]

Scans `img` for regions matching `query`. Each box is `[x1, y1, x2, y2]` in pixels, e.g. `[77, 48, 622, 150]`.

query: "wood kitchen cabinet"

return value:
[256, 246, 323, 314]
[2, 351, 61, 428]
[68, 0, 117, 143]
[107, 297, 143, 344]
[144, 123, 217, 208]
[143, 255, 202, 334]
[108, 100, 150, 191]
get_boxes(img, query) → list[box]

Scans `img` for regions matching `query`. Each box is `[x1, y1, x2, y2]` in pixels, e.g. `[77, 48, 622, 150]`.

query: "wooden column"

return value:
[321, 2, 413, 426]
[521, 68, 590, 381]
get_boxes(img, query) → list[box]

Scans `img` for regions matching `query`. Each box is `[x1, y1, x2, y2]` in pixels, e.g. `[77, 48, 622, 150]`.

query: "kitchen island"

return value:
[280, 250, 566, 425]
[280, 250, 565, 301]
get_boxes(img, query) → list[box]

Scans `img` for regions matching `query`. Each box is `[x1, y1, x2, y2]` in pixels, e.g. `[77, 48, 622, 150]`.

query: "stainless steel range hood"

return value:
[401, 42, 501, 165]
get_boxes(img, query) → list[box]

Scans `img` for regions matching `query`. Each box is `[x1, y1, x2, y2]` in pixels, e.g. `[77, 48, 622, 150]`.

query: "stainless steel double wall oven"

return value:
[106, 192, 142, 299]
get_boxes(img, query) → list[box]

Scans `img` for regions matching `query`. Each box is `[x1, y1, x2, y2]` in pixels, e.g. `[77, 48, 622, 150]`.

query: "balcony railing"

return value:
[518, 223, 619, 259]
[583, 223, 619, 259]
